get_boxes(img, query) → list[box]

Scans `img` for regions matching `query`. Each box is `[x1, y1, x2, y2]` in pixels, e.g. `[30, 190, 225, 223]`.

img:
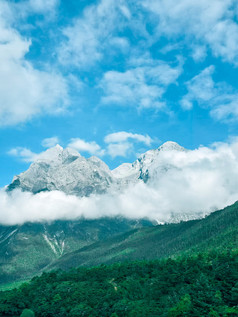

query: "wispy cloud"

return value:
[143, 0, 238, 65]
[180, 66, 216, 110]
[8, 132, 154, 162]
[6, 0, 59, 21]
[180, 66, 238, 121]
[41, 137, 60, 148]
[105, 131, 152, 145]
[68, 138, 105, 156]
[8, 147, 40, 163]
[24, 0, 59, 15]
[105, 131, 153, 158]
[99, 59, 182, 110]
[0, 2, 69, 126]
[57, 0, 132, 69]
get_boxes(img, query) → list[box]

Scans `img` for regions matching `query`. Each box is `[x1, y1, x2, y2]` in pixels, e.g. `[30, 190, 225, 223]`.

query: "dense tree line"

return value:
[0, 249, 237, 316]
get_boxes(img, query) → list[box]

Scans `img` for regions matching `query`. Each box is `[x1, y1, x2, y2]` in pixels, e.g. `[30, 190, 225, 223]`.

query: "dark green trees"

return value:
[20, 309, 35, 317]
[0, 250, 237, 316]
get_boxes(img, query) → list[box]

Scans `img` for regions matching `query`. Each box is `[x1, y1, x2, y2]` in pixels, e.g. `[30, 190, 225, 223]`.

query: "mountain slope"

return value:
[49, 201, 238, 270]
[1, 250, 237, 317]
[0, 218, 153, 285]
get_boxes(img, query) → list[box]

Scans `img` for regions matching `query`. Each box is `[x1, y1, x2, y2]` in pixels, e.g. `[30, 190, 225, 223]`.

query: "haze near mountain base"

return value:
[2, 140, 238, 225]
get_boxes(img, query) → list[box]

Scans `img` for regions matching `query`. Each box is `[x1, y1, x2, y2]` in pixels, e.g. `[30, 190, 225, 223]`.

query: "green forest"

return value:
[0, 202, 237, 316]
[0, 249, 237, 316]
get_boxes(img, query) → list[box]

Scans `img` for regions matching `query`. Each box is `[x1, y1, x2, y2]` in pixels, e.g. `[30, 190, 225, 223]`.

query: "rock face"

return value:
[112, 141, 187, 184]
[8, 145, 115, 196]
[7, 141, 188, 196]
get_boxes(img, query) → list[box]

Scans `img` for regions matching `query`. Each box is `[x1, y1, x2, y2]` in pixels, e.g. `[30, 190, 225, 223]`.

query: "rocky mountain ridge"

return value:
[8, 145, 115, 196]
[7, 141, 187, 196]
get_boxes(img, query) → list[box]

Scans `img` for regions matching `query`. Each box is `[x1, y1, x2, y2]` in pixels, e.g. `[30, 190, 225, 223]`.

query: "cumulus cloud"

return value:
[105, 131, 152, 145]
[143, 0, 238, 65]
[68, 138, 105, 156]
[107, 142, 133, 158]
[180, 66, 238, 121]
[57, 0, 134, 68]
[42, 137, 60, 148]
[105, 131, 153, 158]
[0, 2, 69, 126]
[8, 147, 39, 163]
[8, 132, 154, 162]
[8, 143, 64, 163]
[2, 139, 238, 225]
[99, 59, 182, 110]
[56, 0, 238, 70]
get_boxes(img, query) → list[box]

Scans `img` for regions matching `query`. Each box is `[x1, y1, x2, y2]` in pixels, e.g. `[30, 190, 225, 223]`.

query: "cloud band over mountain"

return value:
[1, 139, 238, 225]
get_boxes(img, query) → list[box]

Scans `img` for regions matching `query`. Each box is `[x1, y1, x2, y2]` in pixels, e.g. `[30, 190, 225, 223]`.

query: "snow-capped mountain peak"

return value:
[34, 145, 81, 166]
[112, 141, 187, 183]
[158, 141, 186, 152]
[36, 144, 63, 163]
[8, 141, 188, 196]
[7, 146, 114, 196]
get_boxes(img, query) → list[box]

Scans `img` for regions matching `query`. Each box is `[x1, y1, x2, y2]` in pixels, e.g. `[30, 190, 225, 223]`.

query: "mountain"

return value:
[3, 141, 235, 287]
[49, 201, 238, 270]
[1, 141, 193, 286]
[112, 141, 187, 183]
[7, 141, 187, 195]
[7, 145, 116, 196]
[0, 218, 153, 285]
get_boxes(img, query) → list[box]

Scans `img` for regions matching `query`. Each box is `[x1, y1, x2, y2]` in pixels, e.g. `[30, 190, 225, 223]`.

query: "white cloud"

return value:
[143, 0, 238, 65]
[107, 142, 133, 158]
[68, 138, 105, 156]
[0, 3, 69, 126]
[105, 131, 152, 145]
[7, 0, 59, 20]
[8, 132, 153, 162]
[27, 0, 59, 15]
[211, 99, 238, 122]
[181, 66, 216, 110]
[180, 66, 238, 121]
[57, 0, 132, 68]
[41, 137, 60, 148]
[8, 147, 40, 163]
[8, 141, 62, 163]
[9, 138, 105, 162]
[104, 131, 153, 158]
[191, 45, 207, 62]
[99, 59, 182, 110]
[3, 139, 238, 225]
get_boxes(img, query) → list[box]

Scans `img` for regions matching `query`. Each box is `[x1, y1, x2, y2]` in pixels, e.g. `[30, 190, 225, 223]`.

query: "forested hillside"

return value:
[0, 202, 237, 316]
[0, 218, 153, 286]
[50, 201, 238, 270]
[0, 250, 237, 316]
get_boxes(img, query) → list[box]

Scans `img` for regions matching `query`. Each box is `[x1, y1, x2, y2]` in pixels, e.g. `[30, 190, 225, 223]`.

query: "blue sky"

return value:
[1, 0, 238, 187]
